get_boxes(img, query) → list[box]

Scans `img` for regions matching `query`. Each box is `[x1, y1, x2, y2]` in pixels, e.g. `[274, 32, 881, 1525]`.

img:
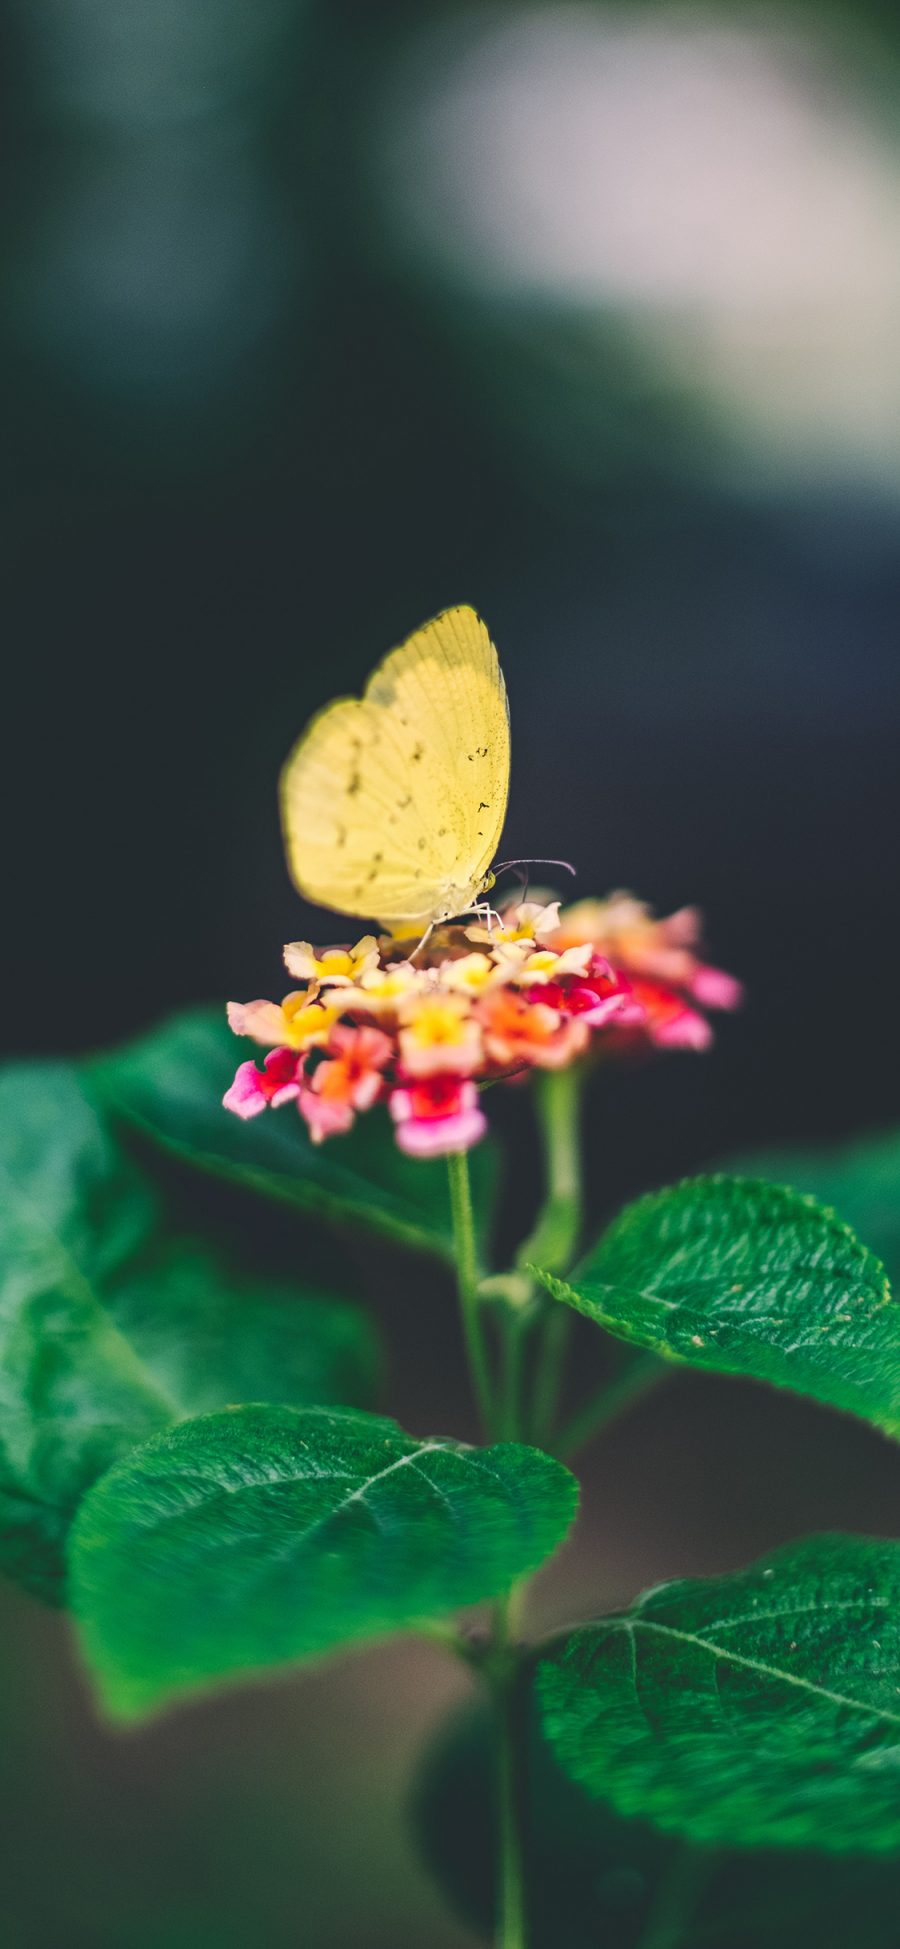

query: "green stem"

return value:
[638, 1843, 709, 1949]
[556, 1354, 669, 1462]
[446, 1149, 494, 1438]
[414, 1619, 480, 1666]
[530, 1308, 569, 1452]
[446, 1137, 542, 1949]
[498, 1310, 527, 1441]
[516, 1066, 584, 1277]
[446, 1138, 494, 1450]
[521, 1066, 584, 1446]
[491, 1590, 527, 1949]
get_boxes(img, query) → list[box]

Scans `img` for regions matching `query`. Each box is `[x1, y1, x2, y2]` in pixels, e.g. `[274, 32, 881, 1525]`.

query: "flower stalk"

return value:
[492, 1587, 528, 1949]
[446, 1149, 495, 1439]
[518, 1064, 584, 1278]
[516, 1064, 585, 1449]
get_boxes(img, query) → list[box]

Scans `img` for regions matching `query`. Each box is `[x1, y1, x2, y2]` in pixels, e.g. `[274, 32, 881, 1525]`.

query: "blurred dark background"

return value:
[4, 1, 900, 1942]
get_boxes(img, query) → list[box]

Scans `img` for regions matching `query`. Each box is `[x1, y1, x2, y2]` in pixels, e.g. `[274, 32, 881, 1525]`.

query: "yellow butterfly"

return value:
[279, 605, 511, 937]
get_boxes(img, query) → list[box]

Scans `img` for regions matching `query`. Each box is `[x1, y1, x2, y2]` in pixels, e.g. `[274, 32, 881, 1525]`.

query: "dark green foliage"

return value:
[0, 1064, 379, 1602]
[537, 1533, 900, 1851]
[536, 1174, 900, 1435]
[728, 1124, 900, 1288]
[414, 1702, 900, 1947]
[11, 1022, 900, 1940]
[69, 1404, 579, 1721]
[88, 1005, 498, 1257]
[108, 1238, 379, 1423]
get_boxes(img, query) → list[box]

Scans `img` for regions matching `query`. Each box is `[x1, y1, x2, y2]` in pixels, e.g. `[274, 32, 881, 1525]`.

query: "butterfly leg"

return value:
[408, 922, 435, 965]
[460, 900, 503, 933]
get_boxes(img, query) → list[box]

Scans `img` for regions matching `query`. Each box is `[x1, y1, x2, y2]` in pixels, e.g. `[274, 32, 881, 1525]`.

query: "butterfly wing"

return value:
[279, 606, 510, 930]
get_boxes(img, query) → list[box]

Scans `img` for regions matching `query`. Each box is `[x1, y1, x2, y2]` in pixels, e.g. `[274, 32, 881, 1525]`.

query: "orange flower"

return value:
[298, 1025, 393, 1143]
[478, 987, 589, 1071]
[548, 893, 742, 1011]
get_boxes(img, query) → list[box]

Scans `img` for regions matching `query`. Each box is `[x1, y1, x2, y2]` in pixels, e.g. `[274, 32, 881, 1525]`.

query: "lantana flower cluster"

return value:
[224, 894, 742, 1158]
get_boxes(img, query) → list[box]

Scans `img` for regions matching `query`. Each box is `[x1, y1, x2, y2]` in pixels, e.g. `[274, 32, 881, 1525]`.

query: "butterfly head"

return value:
[441, 866, 498, 923]
[381, 868, 499, 940]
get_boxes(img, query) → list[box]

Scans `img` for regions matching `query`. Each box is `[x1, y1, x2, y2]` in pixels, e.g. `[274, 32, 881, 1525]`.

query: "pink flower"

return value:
[533, 958, 643, 1031]
[621, 978, 713, 1050]
[390, 1076, 487, 1157]
[548, 897, 742, 1045]
[223, 1047, 302, 1119]
[689, 963, 745, 1011]
[564, 986, 640, 1029]
[297, 1025, 393, 1145]
[297, 1084, 357, 1143]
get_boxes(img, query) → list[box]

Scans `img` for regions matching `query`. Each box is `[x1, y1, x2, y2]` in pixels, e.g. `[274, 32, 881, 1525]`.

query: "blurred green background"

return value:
[5, 0, 900, 1941]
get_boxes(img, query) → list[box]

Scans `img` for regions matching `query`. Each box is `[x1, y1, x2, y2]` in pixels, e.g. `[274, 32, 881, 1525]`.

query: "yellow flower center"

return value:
[318, 949, 355, 978]
[281, 994, 342, 1046]
[403, 996, 472, 1048]
[359, 967, 417, 999]
[439, 952, 495, 994]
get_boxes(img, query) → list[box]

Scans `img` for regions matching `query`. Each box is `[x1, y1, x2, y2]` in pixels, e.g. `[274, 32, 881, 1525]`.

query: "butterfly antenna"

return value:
[493, 857, 577, 878]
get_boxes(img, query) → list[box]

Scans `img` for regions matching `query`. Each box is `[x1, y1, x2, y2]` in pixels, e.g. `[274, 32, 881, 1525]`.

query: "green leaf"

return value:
[0, 1063, 379, 1604]
[537, 1532, 900, 1852]
[88, 1005, 499, 1258]
[114, 1238, 379, 1421]
[415, 1702, 900, 1947]
[534, 1174, 900, 1437]
[69, 1404, 578, 1722]
[728, 1125, 900, 1289]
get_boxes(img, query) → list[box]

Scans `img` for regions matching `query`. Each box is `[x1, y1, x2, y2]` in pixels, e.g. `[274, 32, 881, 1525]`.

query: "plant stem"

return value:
[446, 1149, 494, 1438]
[530, 1307, 569, 1451]
[491, 1589, 527, 1949]
[498, 1309, 527, 1441]
[638, 1843, 709, 1949]
[516, 1066, 584, 1278]
[556, 1353, 670, 1461]
[451, 1146, 531, 1948]
[521, 1066, 584, 1446]
[414, 1619, 480, 1666]
[541, 1062, 582, 1231]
